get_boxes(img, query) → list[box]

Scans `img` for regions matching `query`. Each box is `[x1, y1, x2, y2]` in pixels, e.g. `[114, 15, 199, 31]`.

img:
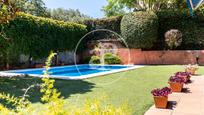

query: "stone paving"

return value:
[145, 76, 204, 115]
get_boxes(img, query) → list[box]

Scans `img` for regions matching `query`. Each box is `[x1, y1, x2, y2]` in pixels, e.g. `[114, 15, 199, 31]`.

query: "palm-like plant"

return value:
[132, 0, 167, 11]
[103, 0, 188, 17]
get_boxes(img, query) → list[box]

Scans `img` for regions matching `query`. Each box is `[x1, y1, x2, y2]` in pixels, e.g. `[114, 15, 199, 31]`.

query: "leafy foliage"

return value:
[83, 16, 123, 44]
[151, 87, 172, 97]
[40, 52, 65, 114]
[47, 8, 91, 23]
[102, 0, 126, 17]
[169, 75, 186, 83]
[0, 0, 19, 24]
[89, 53, 121, 64]
[11, 0, 48, 17]
[90, 56, 101, 64]
[40, 52, 62, 103]
[102, 0, 187, 17]
[0, 0, 19, 69]
[156, 10, 204, 50]
[0, 92, 30, 110]
[0, 12, 87, 67]
[84, 16, 122, 33]
[165, 29, 182, 50]
[121, 11, 158, 49]
[104, 53, 121, 64]
[195, 4, 204, 15]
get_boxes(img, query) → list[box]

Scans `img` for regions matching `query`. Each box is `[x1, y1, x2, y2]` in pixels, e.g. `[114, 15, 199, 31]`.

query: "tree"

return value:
[24, 0, 48, 16]
[16, 0, 48, 17]
[102, 0, 188, 17]
[0, 0, 20, 69]
[0, 0, 19, 24]
[2, 0, 48, 17]
[102, 0, 126, 17]
[47, 8, 91, 22]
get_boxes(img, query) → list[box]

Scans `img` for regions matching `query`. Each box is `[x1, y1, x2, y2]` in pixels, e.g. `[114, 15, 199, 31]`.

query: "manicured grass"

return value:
[1, 65, 204, 115]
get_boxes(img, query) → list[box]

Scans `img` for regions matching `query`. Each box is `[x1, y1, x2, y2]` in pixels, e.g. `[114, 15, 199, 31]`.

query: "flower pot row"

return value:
[168, 72, 191, 92]
[151, 67, 198, 109]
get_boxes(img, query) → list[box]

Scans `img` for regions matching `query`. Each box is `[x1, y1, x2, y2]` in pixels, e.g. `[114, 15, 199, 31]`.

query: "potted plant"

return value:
[168, 76, 185, 92]
[175, 72, 191, 83]
[151, 87, 172, 109]
[185, 64, 199, 75]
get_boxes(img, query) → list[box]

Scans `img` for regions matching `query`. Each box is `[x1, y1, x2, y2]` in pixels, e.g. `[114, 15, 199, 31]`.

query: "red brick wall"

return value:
[117, 49, 204, 65]
[82, 49, 204, 65]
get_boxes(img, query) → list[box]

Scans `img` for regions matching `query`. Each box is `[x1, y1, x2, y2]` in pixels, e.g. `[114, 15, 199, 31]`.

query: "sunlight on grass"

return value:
[1, 65, 204, 115]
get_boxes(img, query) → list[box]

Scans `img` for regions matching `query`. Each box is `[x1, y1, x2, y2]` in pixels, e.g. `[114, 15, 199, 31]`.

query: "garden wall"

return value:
[117, 49, 204, 65]
[20, 51, 79, 65]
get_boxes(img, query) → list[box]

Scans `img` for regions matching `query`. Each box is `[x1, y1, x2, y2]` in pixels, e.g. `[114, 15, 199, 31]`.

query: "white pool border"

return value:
[0, 64, 144, 80]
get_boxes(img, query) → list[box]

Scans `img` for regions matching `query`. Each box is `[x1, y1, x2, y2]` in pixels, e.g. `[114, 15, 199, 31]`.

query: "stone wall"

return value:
[19, 51, 79, 65]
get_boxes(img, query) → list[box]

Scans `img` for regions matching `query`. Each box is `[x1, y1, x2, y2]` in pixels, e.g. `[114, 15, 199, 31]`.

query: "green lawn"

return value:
[1, 65, 204, 115]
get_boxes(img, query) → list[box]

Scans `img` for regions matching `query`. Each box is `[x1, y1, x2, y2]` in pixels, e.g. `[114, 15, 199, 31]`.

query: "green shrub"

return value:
[83, 16, 123, 42]
[1, 12, 87, 60]
[121, 11, 158, 49]
[90, 56, 101, 64]
[104, 53, 121, 64]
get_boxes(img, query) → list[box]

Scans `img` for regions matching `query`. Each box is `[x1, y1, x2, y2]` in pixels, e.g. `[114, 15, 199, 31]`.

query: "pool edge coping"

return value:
[0, 64, 144, 80]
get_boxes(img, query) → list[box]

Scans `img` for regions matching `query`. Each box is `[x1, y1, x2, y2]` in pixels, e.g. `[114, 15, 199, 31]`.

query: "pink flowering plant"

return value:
[175, 72, 191, 83]
[151, 87, 172, 97]
[169, 76, 186, 84]
[175, 72, 191, 77]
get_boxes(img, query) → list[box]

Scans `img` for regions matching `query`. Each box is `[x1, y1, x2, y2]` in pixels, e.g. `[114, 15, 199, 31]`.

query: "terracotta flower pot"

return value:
[153, 96, 168, 109]
[185, 68, 196, 75]
[169, 82, 183, 92]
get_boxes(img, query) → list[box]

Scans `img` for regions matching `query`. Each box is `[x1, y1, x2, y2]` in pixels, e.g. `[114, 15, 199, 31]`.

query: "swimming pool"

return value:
[0, 64, 143, 80]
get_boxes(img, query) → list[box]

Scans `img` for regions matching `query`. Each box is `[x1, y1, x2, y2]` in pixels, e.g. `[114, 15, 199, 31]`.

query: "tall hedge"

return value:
[156, 10, 204, 50]
[83, 16, 123, 42]
[84, 16, 122, 33]
[121, 11, 158, 49]
[1, 12, 87, 60]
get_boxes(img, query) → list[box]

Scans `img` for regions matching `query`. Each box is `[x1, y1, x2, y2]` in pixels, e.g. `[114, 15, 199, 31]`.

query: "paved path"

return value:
[145, 76, 204, 115]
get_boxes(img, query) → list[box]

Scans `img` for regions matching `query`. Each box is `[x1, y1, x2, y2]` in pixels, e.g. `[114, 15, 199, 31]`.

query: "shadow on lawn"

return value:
[0, 76, 95, 104]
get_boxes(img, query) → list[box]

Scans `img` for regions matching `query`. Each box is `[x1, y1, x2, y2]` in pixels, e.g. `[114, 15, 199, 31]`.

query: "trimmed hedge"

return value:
[121, 11, 158, 49]
[83, 16, 123, 42]
[84, 16, 122, 33]
[1, 12, 87, 60]
[156, 10, 204, 50]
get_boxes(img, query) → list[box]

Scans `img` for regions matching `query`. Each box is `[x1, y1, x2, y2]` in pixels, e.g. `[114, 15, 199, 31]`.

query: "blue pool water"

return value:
[3, 65, 135, 79]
